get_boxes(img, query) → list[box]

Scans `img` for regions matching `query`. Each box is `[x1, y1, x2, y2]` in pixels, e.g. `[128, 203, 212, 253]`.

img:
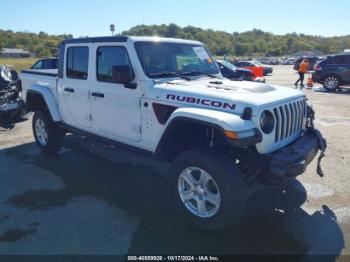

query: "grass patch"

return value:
[0, 57, 38, 72]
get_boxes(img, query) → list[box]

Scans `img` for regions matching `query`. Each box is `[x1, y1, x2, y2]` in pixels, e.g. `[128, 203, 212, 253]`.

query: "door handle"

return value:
[64, 87, 74, 93]
[91, 92, 104, 98]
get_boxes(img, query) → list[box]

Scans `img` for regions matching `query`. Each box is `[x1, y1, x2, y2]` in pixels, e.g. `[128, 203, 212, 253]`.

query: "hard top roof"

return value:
[61, 36, 202, 45]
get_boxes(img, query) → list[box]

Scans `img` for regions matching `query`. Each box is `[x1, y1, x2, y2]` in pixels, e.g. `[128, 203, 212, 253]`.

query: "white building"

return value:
[0, 48, 32, 58]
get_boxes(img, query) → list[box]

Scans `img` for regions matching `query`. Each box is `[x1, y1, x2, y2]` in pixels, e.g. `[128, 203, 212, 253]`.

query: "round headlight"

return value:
[260, 110, 275, 134]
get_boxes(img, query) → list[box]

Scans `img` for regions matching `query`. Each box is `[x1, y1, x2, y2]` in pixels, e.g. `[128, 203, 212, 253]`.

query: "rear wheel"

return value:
[171, 150, 247, 232]
[33, 110, 64, 154]
[323, 75, 340, 91]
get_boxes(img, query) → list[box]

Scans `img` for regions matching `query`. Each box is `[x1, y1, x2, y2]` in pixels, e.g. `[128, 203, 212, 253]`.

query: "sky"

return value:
[1, 0, 349, 37]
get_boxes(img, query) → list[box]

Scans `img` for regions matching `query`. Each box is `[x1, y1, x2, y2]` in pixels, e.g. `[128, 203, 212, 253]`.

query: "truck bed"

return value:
[20, 69, 58, 104]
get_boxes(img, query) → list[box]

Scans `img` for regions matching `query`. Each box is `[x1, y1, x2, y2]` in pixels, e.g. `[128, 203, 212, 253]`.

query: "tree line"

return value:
[0, 30, 73, 57]
[1, 24, 350, 58]
[122, 24, 350, 57]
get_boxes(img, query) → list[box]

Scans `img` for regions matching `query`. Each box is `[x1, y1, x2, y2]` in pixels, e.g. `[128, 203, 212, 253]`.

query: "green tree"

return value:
[286, 37, 295, 54]
[0, 26, 349, 58]
[35, 46, 51, 57]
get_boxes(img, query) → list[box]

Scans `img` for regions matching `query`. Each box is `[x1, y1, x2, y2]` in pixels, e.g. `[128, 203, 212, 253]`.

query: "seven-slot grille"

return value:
[273, 99, 307, 143]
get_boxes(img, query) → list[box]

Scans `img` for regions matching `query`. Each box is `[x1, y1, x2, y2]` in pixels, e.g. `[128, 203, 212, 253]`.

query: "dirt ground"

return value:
[0, 65, 349, 259]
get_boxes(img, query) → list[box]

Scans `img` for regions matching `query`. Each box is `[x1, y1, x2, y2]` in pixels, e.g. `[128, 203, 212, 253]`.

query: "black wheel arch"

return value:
[155, 117, 229, 161]
[25, 91, 57, 122]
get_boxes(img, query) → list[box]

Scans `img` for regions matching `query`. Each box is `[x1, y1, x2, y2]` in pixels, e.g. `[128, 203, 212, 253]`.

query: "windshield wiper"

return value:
[182, 70, 218, 79]
[149, 71, 191, 81]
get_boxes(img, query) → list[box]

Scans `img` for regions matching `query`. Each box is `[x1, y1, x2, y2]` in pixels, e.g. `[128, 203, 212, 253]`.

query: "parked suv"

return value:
[312, 54, 350, 91]
[20, 36, 326, 232]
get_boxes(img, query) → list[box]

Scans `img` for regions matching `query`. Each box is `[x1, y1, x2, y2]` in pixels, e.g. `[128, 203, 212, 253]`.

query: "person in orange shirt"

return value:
[295, 59, 309, 88]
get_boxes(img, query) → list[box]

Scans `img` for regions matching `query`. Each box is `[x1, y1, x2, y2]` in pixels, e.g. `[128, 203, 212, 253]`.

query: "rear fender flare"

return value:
[26, 84, 62, 122]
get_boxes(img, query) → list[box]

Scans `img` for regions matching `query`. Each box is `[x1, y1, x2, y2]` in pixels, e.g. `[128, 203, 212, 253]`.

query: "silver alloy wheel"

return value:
[35, 118, 48, 146]
[178, 167, 221, 218]
[324, 76, 339, 90]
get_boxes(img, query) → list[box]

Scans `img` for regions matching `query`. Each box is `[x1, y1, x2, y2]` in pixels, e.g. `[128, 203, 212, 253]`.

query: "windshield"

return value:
[219, 60, 237, 70]
[135, 41, 219, 78]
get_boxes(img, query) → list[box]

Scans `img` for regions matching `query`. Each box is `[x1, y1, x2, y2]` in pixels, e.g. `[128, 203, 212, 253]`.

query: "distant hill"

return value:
[1, 24, 350, 57]
[0, 29, 73, 57]
[122, 24, 350, 57]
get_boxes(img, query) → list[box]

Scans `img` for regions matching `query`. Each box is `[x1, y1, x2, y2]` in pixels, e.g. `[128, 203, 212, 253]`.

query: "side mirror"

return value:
[112, 65, 134, 84]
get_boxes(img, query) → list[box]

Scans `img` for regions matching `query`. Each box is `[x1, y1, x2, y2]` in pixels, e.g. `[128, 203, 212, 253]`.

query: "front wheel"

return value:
[323, 75, 340, 91]
[33, 110, 64, 154]
[170, 150, 247, 232]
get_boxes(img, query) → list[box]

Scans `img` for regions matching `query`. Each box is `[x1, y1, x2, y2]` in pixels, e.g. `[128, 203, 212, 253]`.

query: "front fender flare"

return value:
[155, 107, 261, 158]
[26, 84, 62, 122]
[166, 107, 256, 132]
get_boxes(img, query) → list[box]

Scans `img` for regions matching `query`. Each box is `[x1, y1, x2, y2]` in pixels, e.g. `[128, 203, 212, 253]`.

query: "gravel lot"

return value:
[0, 65, 349, 258]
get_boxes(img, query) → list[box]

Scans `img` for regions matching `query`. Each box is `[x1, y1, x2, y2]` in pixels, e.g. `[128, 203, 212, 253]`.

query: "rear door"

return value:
[58, 46, 92, 129]
[342, 55, 350, 83]
[328, 55, 350, 83]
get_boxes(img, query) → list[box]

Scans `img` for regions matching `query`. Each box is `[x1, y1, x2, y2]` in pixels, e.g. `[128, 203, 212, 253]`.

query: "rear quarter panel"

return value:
[20, 70, 58, 103]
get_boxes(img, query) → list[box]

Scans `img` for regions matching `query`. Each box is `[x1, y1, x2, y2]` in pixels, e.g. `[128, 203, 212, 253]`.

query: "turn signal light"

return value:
[224, 130, 238, 140]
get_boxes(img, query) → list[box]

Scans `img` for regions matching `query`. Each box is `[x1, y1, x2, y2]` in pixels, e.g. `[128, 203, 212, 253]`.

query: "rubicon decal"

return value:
[166, 94, 236, 110]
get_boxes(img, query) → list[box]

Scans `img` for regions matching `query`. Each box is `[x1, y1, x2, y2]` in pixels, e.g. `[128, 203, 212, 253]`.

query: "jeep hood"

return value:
[151, 78, 305, 116]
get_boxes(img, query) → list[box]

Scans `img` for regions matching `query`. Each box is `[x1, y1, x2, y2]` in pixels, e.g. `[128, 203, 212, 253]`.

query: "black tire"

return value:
[323, 74, 340, 91]
[170, 149, 247, 232]
[32, 110, 64, 154]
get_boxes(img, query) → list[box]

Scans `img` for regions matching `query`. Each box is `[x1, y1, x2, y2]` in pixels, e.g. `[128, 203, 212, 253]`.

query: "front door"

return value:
[90, 45, 141, 142]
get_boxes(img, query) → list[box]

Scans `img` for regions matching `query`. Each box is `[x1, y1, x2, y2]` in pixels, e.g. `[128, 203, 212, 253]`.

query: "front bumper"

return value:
[247, 128, 326, 188]
[268, 130, 321, 184]
[264, 68, 273, 75]
[0, 99, 26, 120]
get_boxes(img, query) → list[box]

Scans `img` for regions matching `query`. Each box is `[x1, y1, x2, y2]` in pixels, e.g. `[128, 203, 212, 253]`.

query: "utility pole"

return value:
[110, 24, 115, 36]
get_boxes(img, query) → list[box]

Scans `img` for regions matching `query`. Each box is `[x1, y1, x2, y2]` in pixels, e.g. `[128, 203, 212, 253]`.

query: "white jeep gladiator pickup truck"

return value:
[20, 36, 327, 231]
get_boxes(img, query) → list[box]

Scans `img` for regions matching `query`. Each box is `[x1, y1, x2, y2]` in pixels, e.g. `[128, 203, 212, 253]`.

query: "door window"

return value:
[97, 46, 133, 83]
[66, 47, 89, 79]
[327, 55, 348, 65]
[43, 59, 58, 69]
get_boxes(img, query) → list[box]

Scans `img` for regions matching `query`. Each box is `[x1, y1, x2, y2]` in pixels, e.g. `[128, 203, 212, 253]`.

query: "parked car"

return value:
[312, 54, 350, 91]
[256, 57, 279, 65]
[21, 36, 326, 232]
[235, 60, 273, 77]
[256, 58, 271, 65]
[31, 58, 58, 70]
[216, 60, 254, 81]
[281, 57, 296, 65]
[293, 57, 321, 71]
[252, 61, 273, 75]
[233, 61, 264, 78]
